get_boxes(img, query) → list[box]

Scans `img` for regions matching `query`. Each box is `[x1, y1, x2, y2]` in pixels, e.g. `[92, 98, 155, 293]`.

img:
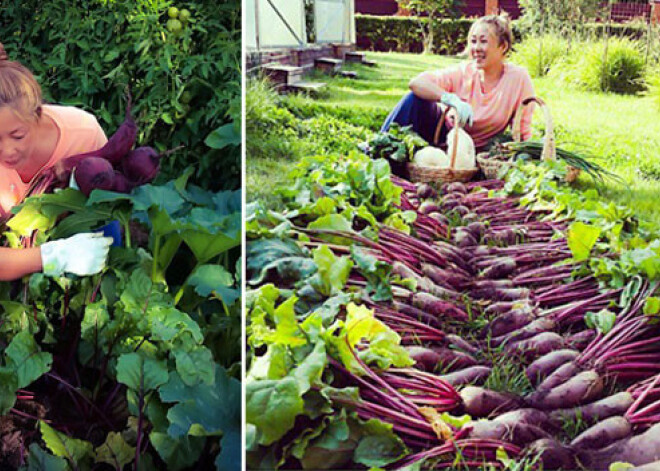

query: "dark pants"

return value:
[381, 92, 448, 145]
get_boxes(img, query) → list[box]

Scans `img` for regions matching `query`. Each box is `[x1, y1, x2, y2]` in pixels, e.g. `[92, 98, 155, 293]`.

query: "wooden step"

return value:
[339, 70, 358, 79]
[287, 81, 327, 95]
[363, 59, 377, 67]
[314, 57, 343, 74]
[345, 51, 366, 63]
[264, 64, 304, 85]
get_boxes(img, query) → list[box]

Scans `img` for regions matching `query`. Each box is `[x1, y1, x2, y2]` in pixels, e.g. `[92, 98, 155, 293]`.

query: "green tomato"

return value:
[167, 18, 183, 33]
[168, 6, 179, 18]
[179, 9, 191, 23]
[181, 91, 193, 104]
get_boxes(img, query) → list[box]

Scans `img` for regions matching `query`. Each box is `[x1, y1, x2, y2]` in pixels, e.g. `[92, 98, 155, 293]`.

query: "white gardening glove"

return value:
[41, 233, 113, 277]
[440, 92, 474, 127]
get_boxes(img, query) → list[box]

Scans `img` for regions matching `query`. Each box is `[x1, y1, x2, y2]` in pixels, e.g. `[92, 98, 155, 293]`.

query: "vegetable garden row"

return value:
[246, 140, 660, 469]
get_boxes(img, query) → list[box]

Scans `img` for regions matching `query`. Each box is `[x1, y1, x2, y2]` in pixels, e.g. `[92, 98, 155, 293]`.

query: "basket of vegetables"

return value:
[407, 105, 478, 184]
[477, 97, 617, 184]
[477, 96, 563, 179]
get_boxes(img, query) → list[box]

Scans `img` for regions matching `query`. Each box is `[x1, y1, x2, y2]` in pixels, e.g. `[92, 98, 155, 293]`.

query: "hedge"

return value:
[356, 14, 649, 55]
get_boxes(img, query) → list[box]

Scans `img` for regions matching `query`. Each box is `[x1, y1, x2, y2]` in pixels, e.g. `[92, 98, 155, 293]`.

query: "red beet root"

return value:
[112, 171, 135, 193]
[75, 157, 115, 197]
[122, 145, 183, 185]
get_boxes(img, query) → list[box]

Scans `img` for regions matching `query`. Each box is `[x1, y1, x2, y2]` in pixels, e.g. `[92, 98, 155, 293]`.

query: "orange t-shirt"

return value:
[431, 61, 535, 149]
[0, 105, 107, 216]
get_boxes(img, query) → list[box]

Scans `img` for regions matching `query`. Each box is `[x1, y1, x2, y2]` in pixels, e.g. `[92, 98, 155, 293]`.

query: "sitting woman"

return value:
[0, 43, 111, 280]
[382, 13, 535, 152]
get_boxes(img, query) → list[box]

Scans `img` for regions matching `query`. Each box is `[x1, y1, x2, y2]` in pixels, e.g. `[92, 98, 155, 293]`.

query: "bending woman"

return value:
[0, 43, 111, 280]
[382, 14, 535, 151]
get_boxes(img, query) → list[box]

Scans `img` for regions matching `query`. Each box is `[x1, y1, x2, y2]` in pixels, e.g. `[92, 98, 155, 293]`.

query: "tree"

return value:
[396, 0, 462, 54]
[517, 0, 605, 39]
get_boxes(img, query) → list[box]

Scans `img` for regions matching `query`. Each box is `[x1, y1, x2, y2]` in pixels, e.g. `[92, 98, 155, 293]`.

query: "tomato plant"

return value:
[0, 0, 241, 191]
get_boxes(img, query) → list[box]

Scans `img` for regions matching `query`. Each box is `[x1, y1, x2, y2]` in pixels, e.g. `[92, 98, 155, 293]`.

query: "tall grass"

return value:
[510, 34, 570, 78]
[548, 37, 647, 94]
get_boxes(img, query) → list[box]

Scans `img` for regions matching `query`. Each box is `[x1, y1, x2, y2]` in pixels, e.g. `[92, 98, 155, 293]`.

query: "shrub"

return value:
[510, 34, 570, 77]
[246, 78, 303, 161]
[356, 15, 498, 55]
[356, 14, 648, 58]
[550, 37, 647, 94]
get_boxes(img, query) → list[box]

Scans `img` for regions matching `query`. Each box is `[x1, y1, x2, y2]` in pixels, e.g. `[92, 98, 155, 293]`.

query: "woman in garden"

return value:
[381, 13, 535, 151]
[0, 43, 112, 279]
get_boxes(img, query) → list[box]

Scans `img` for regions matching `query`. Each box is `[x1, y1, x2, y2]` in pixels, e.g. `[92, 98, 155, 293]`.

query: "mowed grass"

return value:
[248, 51, 660, 225]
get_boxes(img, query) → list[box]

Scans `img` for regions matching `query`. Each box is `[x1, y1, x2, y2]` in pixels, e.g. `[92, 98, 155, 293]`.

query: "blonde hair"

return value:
[0, 43, 43, 122]
[468, 13, 513, 56]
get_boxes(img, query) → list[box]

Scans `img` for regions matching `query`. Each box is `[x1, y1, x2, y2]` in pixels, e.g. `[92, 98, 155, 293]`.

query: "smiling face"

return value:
[468, 23, 507, 71]
[0, 106, 37, 171]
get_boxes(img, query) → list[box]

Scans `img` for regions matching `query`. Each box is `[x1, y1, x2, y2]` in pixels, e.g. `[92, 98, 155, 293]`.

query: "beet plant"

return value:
[0, 177, 241, 470]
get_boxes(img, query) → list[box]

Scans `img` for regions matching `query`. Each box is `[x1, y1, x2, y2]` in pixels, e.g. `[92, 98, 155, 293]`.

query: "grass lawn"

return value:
[247, 51, 660, 226]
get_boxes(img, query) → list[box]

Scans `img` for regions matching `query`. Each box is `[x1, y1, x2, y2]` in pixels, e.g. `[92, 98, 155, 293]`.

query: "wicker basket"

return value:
[477, 152, 513, 179]
[476, 96, 581, 182]
[407, 106, 478, 184]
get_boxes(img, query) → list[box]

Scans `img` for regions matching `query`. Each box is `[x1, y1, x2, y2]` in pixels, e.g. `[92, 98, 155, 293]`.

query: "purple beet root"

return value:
[549, 392, 635, 425]
[526, 349, 580, 387]
[122, 145, 183, 184]
[112, 172, 136, 193]
[570, 416, 632, 450]
[460, 386, 523, 417]
[486, 308, 536, 338]
[440, 366, 492, 387]
[405, 346, 477, 372]
[467, 420, 550, 447]
[75, 157, 115, 197]
[577, 422, 660, 469]
[525, 438, 576, 470]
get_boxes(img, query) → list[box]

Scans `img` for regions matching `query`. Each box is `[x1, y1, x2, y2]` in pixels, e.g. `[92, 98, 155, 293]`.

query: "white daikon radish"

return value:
[413, 146, 450, 168]
[446, 128, 476, 169]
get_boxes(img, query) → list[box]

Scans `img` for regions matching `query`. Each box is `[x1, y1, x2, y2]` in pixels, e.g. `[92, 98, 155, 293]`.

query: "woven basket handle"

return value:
[512, 96, 556, 162]
[433, 104, 461, 171]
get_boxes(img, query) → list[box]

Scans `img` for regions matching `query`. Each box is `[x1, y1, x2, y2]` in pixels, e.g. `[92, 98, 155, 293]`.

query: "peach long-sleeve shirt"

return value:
[430, 61, 535, 149]
[0, 105, 107, 216]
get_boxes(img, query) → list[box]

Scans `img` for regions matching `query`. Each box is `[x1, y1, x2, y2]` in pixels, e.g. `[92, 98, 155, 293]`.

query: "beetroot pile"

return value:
[29, 94, 181, 198]
[317, 175, 660, 469]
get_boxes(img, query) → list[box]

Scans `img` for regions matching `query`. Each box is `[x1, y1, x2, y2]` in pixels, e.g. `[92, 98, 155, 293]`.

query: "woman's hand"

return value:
[441, 93, 473, 127]
[40, 233, 113, 276]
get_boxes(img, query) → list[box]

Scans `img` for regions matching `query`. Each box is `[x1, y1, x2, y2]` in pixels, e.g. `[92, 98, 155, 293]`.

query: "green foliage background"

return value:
[0, 0, 241, 191]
